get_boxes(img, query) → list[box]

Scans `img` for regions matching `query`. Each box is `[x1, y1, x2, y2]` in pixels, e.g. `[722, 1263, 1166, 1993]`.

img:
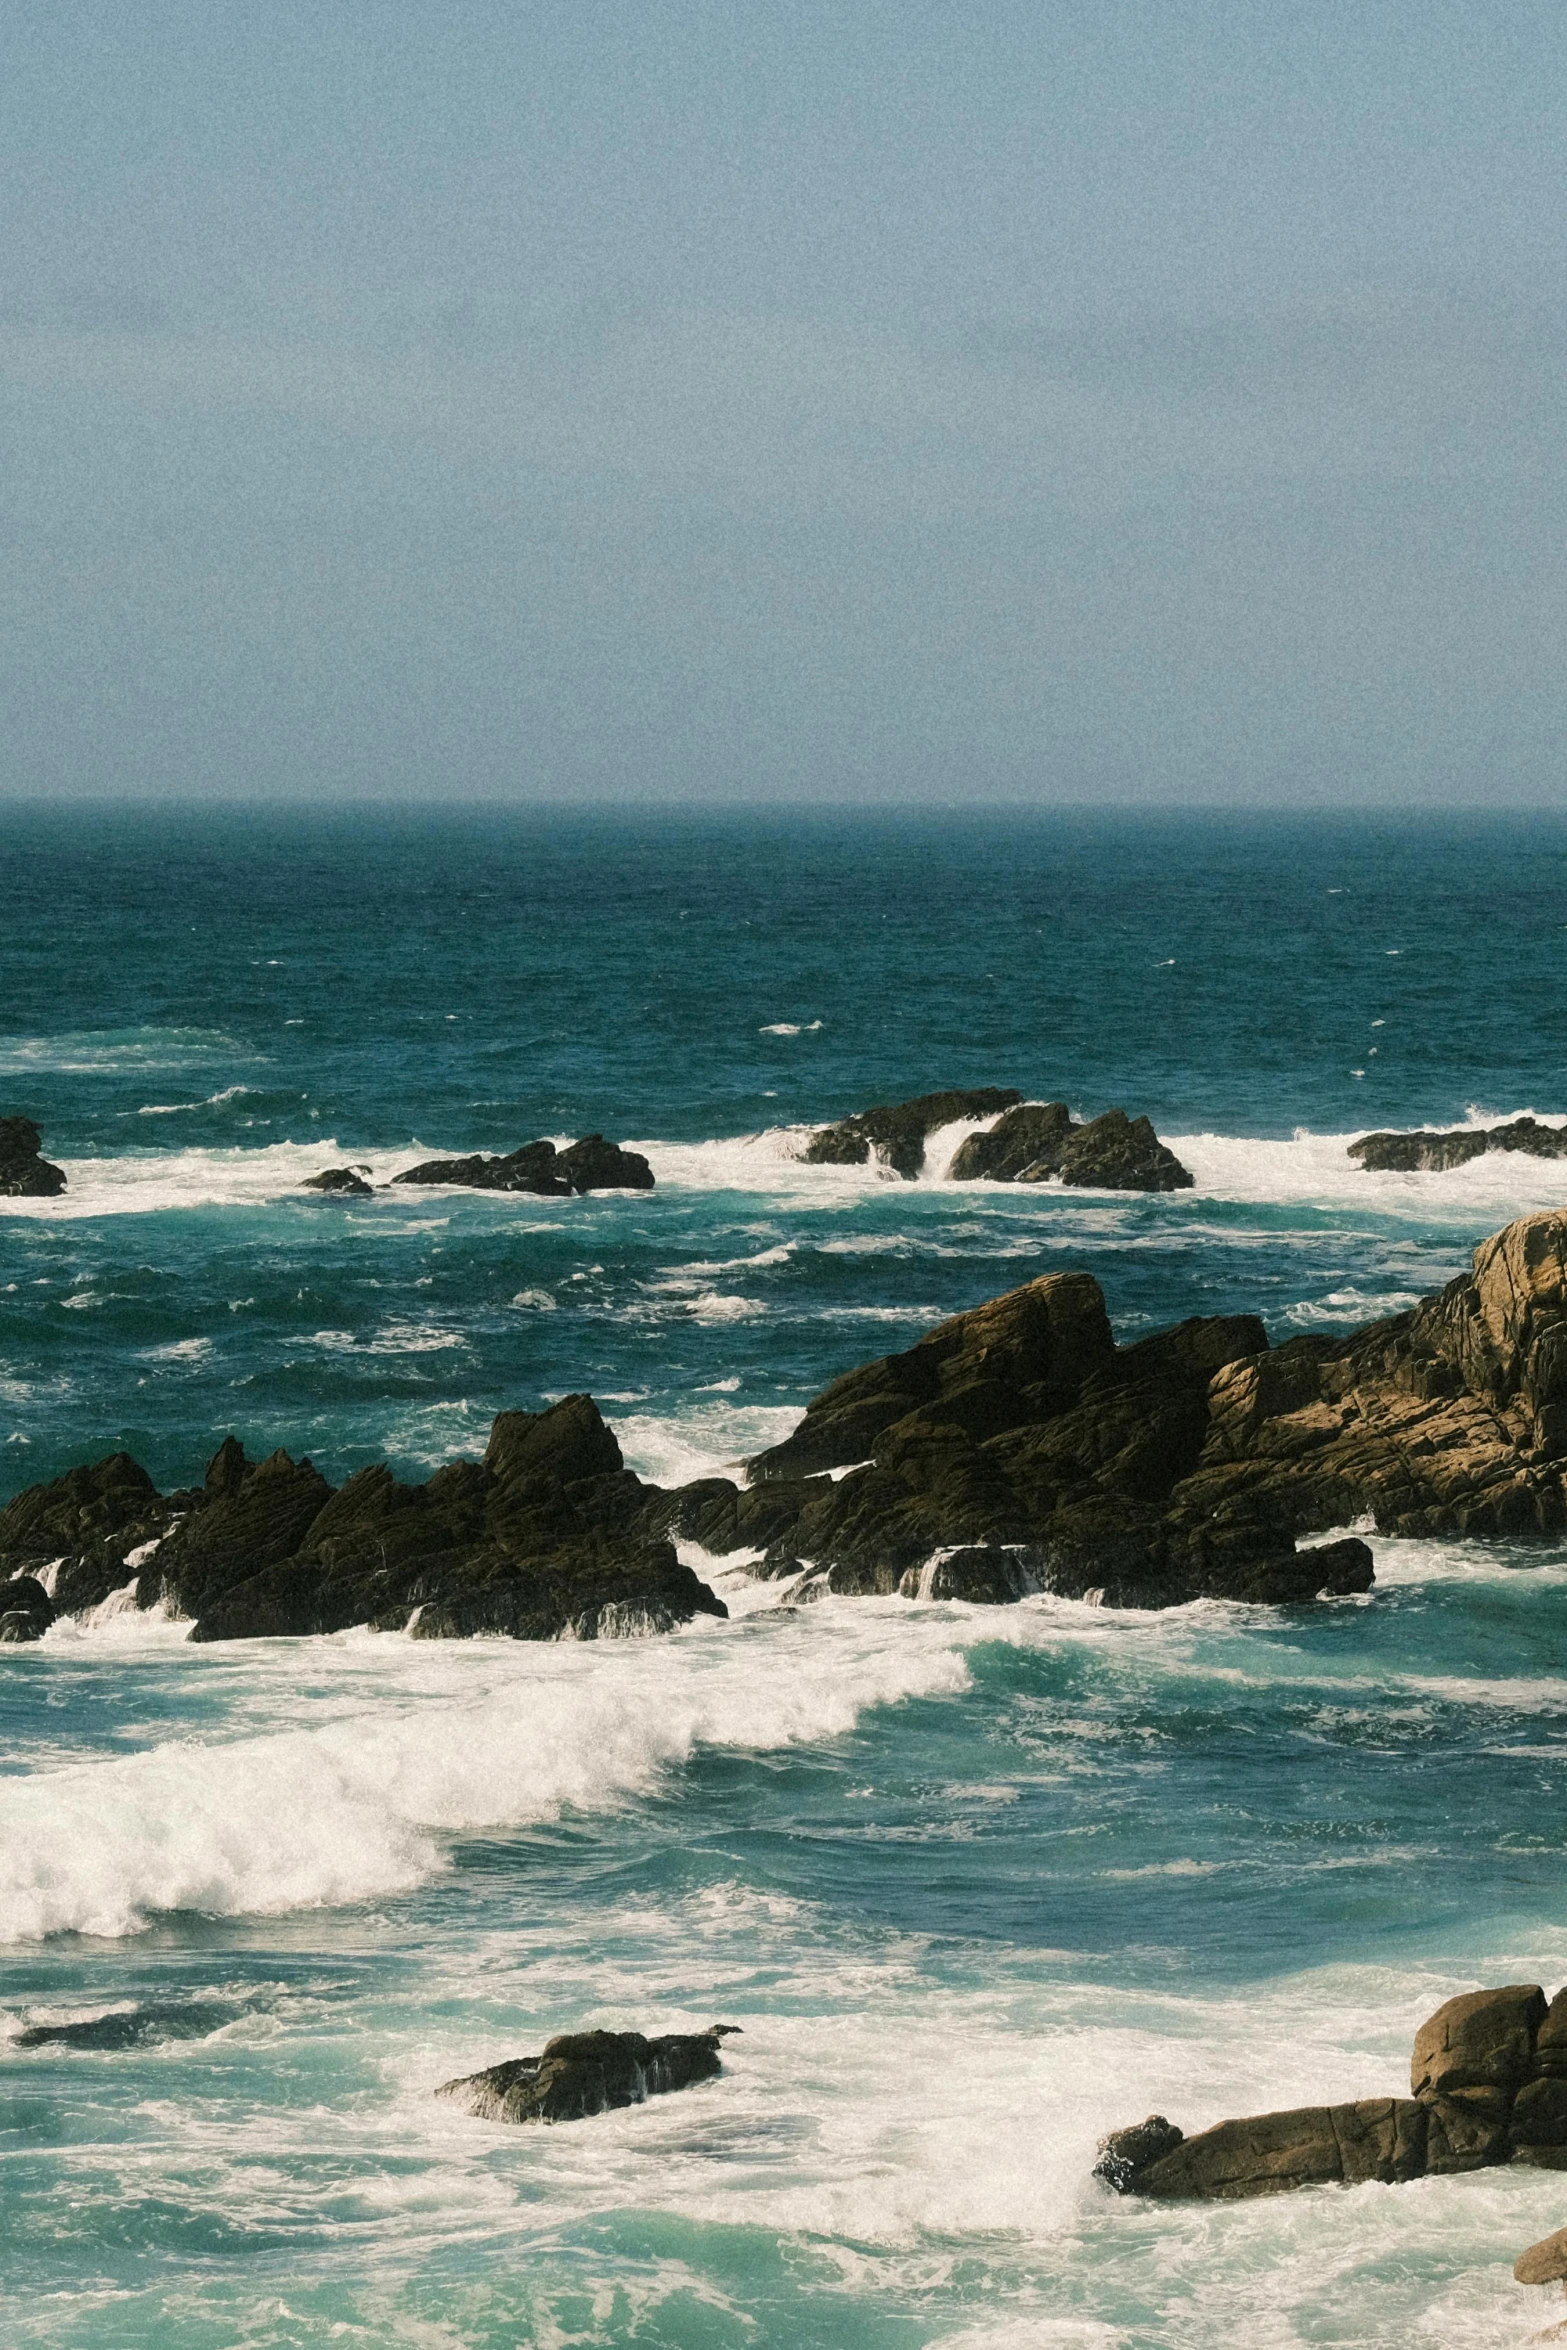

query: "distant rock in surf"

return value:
[301, 1166, 373, 1196]
[0, 1116, 67, 1197]
[1098, 1981, 1567, 2200]
[801, 1089, 1194, 1189]
[803, 1089, 1022, 1179]
[15, 1999, 242, 2050]
[392, 1134, 654, 1194]
[435, 2024, 739, 2125]
[1350, 1116, 1567, 1172]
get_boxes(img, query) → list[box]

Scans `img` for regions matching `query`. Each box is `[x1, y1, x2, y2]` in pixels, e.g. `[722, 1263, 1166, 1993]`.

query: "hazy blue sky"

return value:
[4, 2, 1564, 804]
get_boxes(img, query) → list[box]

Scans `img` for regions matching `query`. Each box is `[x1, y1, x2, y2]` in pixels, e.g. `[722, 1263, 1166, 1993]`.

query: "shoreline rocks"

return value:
[1351, 1116, 1567, 1173]
[13, 1209, 1567, 1638]
[436, 2025, 739, 2125]
[302, 1166, 373, 1196]
[802, 1088, 1193, 1189]
[0, 1116, 66, 1197]
[1098, 1982, 1567, 2200]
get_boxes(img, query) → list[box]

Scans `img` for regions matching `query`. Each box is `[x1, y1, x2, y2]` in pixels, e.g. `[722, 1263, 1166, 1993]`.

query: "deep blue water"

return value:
[4, 806, 1567, 2349]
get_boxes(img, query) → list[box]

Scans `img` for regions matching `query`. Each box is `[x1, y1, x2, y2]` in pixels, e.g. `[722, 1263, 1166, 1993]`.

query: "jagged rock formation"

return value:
[803, 1089, 1022, 1179]
[436, 2025, 739, 2125]
[1351, 1116, 1567, 1173]
[800, 1088, 1194, 1189]
[951, 1103, 1194, 1192]
[1098, 1982, 1567, 2199]
[302, 1166, 373, 1195]
[0, 1400, 725, 1643]
[0, 1574, 55, 1643]
[392, 1134, 654, 1194]
[0, 1116, 66, 1197]
[13, 1210, 1567, 1638]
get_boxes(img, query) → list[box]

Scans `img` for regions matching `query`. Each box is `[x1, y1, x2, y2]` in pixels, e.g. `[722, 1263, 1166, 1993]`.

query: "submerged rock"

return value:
[803, 1088, 1023, 1179]
[0, 1116, 66, 1197]
[302, 1166, 373, 1196]
[392, 1135, 653, 1194]
[1099, 1980, 1567, 2201]
[1351, 1117, 1567, 1173]
[436, 2025, 739, 2124]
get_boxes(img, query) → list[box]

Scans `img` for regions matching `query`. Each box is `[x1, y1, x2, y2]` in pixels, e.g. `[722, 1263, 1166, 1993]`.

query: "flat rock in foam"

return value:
[436, 2026, 739, 2124]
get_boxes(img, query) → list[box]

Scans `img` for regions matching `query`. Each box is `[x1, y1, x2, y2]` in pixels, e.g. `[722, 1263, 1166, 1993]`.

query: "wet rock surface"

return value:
[436, 2026, 739, 2124]
[0, 1115, 67, 1197]
[392, 1134, 653, 1194]
[1100, 1982, 1567, 2200]
[1351, 1117, 1567, 1172]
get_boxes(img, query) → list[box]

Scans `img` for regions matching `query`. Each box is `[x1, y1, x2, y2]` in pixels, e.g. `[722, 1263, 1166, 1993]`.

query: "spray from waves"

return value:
[0, 1615, 972, 1942]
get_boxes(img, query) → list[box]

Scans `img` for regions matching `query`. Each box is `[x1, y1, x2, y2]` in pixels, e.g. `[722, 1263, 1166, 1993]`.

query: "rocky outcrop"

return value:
[0, 1116, 66, 1197]
[0, 1400, 726, 1644]
[436, 2025, 739, 2125]
[950, 1104, 1194, 1192]
[803, 1089, 1022, 1179]
[674, 1207, 1567, 1603]
[1351, 1117, 1567, 1173]
[1098, 1982, 1567, 2200]
[302, 1166, 373, 1196]
[392, 1134, 653, 1194]
[801, 1089, 1194, 1189]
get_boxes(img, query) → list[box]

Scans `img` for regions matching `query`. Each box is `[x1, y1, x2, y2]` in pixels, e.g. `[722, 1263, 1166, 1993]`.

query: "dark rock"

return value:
[0, 1115, 67, 1197]
[1094, 2115, 1184, 2191]
[302, 1167, 373, 1196]
[0, 1451, 185, 1618]
[1350, 1118, 1567, 1173]
[803, 1089, 1023, 1180]
[0, 1574, 56, 1642]
[435, 2025, 739, 2124]
[392, 1136, 653, 1195]
[950, 1103, 1075, 1182]
[898, 1545, 1038, 1602]
[556, 1134, 655, 1192]
[1058, 1109, 1194, 1193]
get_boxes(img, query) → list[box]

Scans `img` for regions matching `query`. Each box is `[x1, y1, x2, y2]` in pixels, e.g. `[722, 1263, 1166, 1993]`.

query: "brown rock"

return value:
[1135, 2098, 1429, 2200]
[1410, 1983, 1546, 2102]
[1516, 2226, 1567, 2286]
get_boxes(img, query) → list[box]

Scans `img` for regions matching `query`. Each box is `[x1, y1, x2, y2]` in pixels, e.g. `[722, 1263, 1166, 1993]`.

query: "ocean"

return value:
[4, 803, 1567, 2348]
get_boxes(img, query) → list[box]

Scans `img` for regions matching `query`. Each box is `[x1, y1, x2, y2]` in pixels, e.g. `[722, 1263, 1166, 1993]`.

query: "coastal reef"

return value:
[10, 1208, 1567, 1640]
[0, 1116, 66, 1197]
[1098, 1982, 1567, 2199]
[1351, 1115, 1567, 1172]
[802, 1088, 1194, 1189]
[436, 2025, 738, 2126]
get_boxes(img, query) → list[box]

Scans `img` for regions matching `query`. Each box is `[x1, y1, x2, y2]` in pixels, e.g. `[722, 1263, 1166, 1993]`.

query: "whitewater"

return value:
[7, 804, 1567, 2347]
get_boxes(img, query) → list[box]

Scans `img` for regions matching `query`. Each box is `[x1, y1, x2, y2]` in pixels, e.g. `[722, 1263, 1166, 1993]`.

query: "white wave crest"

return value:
[0, 1616, 971, 1942]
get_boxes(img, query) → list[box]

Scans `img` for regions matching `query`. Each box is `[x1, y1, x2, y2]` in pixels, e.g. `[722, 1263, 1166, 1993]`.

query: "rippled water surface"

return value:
[5, 807, 1567, 2348]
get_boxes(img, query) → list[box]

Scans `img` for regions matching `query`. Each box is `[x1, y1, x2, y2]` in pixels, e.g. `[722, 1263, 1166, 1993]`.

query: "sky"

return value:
[2, 1, 1564, 806]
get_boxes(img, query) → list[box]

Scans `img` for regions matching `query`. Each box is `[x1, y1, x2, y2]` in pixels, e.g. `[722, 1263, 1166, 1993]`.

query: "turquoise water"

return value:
[5, 808, 1567, 2347]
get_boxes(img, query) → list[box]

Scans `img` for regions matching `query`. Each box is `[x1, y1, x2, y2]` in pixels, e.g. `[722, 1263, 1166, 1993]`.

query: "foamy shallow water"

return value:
[5, 1553, 1567, 2349]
